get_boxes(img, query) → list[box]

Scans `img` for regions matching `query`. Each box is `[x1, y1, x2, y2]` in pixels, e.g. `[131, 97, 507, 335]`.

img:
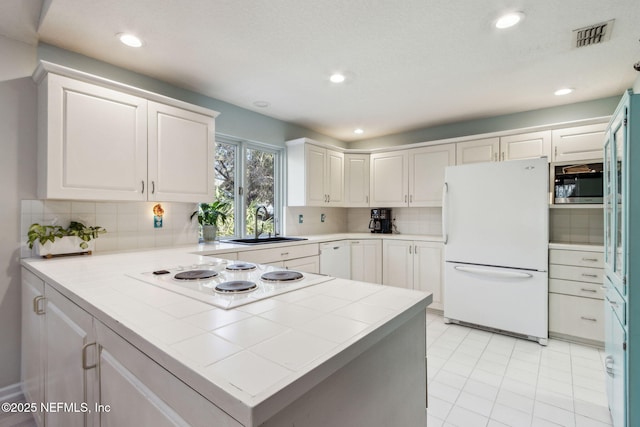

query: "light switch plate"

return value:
[298, 214, 304, 224]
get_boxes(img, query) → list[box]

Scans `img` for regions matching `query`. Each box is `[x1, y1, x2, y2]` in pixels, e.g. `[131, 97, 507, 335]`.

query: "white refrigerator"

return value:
[442, 157, 549, 345]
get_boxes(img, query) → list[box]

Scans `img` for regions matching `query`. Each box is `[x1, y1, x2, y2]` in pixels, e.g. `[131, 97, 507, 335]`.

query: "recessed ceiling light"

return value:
[354, 128, 364, 135]
[117, 33, 143, 48]
[554, 88, 574, 96]
[495, 12, 525, 29]
[253, 101, 270, 108]
[329, 73, 346, 83]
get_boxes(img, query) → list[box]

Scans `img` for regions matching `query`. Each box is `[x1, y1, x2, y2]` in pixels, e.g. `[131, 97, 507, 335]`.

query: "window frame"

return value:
[215, 134, 283, 238]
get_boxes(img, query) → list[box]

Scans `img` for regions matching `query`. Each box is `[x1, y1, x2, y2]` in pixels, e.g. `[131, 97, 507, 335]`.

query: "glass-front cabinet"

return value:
[604, 89, 639, 427]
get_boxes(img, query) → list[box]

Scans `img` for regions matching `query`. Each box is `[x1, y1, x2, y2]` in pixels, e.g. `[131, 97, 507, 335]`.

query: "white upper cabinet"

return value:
[35, 66, 218, 202]
[287, 140, 344, 206]
[344, 153, 370, 207]
[370, 144, 454, 207]
[369, 150, 408, 207]
[500, 130, 551, 161]
[552, 123, 607, 163]
[456, 137, 500, 164]
[408, 144, 455, 207]
[148, 101, 215, 202]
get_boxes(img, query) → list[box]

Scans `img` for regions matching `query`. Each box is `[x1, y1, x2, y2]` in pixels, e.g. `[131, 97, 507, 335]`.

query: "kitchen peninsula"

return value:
[21, 245, 432, 427]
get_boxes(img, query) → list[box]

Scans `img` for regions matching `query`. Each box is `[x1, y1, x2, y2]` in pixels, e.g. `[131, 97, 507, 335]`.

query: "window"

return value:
[214, 135, 282, 238]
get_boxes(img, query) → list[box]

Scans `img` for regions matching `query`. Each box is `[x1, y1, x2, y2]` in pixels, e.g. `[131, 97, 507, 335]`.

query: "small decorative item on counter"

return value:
[27, 221, 107, 258]
[190, 199, 231, 242]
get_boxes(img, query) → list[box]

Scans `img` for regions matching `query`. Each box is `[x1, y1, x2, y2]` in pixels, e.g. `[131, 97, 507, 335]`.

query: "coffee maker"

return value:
[369, 208, 392, 233]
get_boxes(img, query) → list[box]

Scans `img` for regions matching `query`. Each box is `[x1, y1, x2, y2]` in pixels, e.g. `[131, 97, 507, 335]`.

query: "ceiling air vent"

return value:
[572, 20, 614, 48]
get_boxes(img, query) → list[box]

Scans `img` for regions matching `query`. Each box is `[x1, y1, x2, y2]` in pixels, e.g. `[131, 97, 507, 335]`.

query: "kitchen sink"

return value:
[223, 236, 308, 245]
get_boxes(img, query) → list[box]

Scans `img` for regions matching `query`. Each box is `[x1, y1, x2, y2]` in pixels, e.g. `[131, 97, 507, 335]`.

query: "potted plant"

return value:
[191, 200, 231, 242]
[27, 221, 107, 258]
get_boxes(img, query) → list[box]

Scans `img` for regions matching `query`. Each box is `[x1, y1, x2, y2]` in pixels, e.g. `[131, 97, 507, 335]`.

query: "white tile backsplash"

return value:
[284, 206, 348, 235]
[346, 207, 442, 235]
[550, 208, 603, 244]
[21, 199, 200, 256]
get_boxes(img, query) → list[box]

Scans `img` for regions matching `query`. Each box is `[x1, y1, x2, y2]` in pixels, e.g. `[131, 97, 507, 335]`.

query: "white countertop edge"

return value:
[548, 242, 604, 252]
[20, 256, 432, 426]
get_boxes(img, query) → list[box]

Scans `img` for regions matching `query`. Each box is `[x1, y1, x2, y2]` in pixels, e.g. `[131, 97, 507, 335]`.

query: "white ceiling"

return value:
[2, 0, 640, 141]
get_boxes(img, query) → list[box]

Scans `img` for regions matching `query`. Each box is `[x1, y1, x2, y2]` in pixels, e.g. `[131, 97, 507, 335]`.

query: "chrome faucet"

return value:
[254, 205, 268, 239]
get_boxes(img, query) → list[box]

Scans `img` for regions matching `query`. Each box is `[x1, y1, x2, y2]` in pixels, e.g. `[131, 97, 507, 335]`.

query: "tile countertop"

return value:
[548, 242, 604, 252]
[21, 247, 432, 426]
[192, 232, 444, 256]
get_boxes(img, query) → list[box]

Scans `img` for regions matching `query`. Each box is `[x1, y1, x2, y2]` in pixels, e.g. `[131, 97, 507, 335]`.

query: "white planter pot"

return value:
[34, 236, 94, 257]
[202, 225, 217, 242]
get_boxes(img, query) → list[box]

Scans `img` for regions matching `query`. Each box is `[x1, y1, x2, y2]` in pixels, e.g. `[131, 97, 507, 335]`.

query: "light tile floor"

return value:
[426, 311, 612, 427]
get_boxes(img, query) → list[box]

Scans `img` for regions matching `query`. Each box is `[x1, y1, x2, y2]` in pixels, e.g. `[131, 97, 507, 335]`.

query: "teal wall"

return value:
[348, 96, 621, 150]
[37, 44, 346, 149]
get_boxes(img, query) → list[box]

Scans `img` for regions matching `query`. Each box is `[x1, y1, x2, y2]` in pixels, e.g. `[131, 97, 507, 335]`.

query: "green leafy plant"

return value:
[190, 200, 231, 228]
[27, 221, 107, 250]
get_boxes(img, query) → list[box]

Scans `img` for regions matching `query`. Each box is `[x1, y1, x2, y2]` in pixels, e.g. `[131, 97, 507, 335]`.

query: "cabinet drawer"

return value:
[238, 243, 319, 264]
[549, 249, 604, 268]
[549, 264, 603, 284]
[549, 293, 604, 342]
[606, 285, 626, 326]
[549, 278, 604, 300]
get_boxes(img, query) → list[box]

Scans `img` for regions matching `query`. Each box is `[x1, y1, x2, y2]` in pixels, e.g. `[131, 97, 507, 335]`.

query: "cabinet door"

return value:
[605, 285, 626, 427]
[370, 151, 408, 207]
[413, 242, 444, 310]
[21, 268, 45, 427]
[382, 240, 413, 289]
[344, 154, 370, 207]
[45, 284, 96, 427]
[455, 137, 499, 164]
[43, 73, 147, 200]
[350, 240, 382, 284]
[284, 255, 320, 274]
[552, 123, 607, 162]
[148, 101, 215, 203]
[500, 131, 551, 161]
[409, 145, 455, 207]
[305, 144, 327, 206]
[326, 149, 344, 206]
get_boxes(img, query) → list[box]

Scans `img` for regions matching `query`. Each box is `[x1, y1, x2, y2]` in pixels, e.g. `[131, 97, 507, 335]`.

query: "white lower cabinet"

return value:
[350, 239, 382, 284]
[382, 240, 443, 310]
[44, 284, 96, 427]
[282, 255, 320, 274]
[21, 267, 239, 427]
[548, 248, 604, 344]
[21, 269, 45, 427]
[94, 322, 239, 427]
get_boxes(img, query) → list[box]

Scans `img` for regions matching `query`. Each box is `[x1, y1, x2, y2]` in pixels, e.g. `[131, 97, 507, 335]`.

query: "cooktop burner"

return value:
[225, 262, 257, 271]
[261, 271, 304, 282]
[174, 270, 219, 281]
[215, 281, 258, 294]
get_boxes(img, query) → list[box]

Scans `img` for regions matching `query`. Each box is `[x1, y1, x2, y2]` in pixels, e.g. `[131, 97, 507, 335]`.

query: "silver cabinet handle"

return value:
[581, 316, 597, 322]
[33, 296, 46, 315]
[409, 245, 412, 254]
[414, 245, 418, 254]
[554, 146, 558, 158]
[582, 273, 598, 278]
[404, 195, 408, 203]
[500, 152, 505, 161]
[365, 195, 369, 203]
[281, 252, 289, 257]
[605, 355, 614, 377]
[82, 342, 97, 370]
[327, 194, 330, 203]
[582, 257, 599, 262]
[351, 241, 360, 244]
[152, 181, 155, 194]
[141, 180, 145, 194]
[580, 288, 598, 293]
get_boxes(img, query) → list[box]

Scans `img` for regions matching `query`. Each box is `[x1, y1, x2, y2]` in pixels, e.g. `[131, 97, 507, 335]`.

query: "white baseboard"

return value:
[0, 383, 24, 403]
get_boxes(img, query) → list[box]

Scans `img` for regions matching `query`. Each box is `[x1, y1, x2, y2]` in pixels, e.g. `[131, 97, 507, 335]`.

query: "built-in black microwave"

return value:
[554, 163, 603, 204]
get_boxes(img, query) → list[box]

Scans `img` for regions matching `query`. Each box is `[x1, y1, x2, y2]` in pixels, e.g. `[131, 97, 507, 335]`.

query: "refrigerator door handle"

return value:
[442, 183, 448, 244]
[453, 265, 533, 279]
